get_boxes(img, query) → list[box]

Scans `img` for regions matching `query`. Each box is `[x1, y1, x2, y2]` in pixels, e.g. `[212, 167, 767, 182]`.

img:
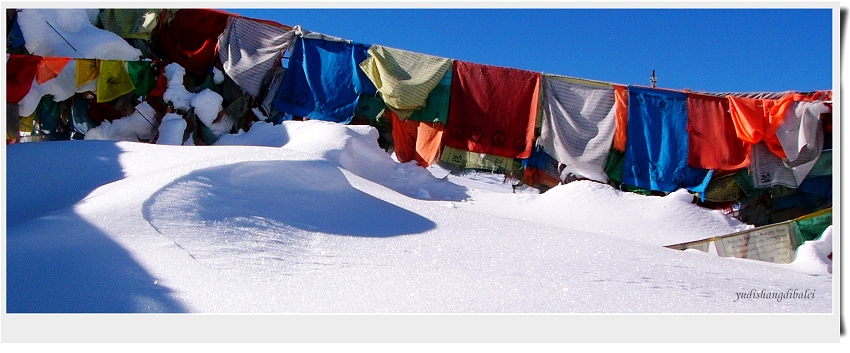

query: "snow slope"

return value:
[5, 120, 833, 313]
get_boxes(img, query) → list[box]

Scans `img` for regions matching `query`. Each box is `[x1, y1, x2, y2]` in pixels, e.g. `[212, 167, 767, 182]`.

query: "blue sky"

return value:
[223, 7, 834, 93]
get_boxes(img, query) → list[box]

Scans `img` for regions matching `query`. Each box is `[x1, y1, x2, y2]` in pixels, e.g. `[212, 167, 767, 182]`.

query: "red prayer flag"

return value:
[7, 54, 42, 103]
[444, 60, 540, 159]
[686, 93, 751, 171]
[151, 9, 231, 76]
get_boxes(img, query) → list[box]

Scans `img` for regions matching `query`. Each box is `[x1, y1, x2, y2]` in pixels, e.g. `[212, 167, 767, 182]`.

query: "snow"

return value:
[163, 62, 186, 85]
[84, 101, 158, 142]
[212, 66, 225, 84]
[3, 7, 838, 343]
[16, 60, 77, 117]
[190, 88, 223, 127]
[560, 163, 609, 184]
[207, 111, 236, 140]
[160, 64, 228, 141]
[162, 63, 193, 112]
[787, 226, 833, 276]
[156, 113, 186, 145]
[14, 9, 143, 116]
[455, 180, 753, 246]
[5, 120, 833, 315]
[17, 9, 142, 60]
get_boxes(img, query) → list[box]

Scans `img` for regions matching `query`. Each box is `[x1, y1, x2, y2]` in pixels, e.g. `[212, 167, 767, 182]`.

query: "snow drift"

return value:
[5, 120, 832, 313]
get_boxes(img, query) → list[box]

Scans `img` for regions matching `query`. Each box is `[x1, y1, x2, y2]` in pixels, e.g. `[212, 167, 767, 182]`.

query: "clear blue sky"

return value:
[223, 7, 834, 93]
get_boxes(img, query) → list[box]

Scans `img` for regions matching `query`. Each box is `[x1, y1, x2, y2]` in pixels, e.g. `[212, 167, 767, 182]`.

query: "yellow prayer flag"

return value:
[359, 45, 452, 120]
[96, 60, 135, 103]
[75, 58, 100, 87]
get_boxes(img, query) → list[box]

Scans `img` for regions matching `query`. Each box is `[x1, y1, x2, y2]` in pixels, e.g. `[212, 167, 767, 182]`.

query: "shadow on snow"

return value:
[6, 140, 126, 226]
[6, 216, 188, 313]
[6, 140, 187, 313]
[143, 159, 438, 239]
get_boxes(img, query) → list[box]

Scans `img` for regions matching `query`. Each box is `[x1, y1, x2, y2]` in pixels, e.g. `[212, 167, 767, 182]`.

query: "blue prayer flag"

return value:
[273, 36, 376, 124]
[622, 86, 713, 194]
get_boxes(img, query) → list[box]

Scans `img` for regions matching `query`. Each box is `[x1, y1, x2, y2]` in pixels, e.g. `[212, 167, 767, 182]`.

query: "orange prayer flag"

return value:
[35, 57, 72, 85]
[612, 85, 629, 152]
[414, 122, 445, 168]
[727, 95, 767, 143]
[727, 95, 786, 159]
[389, 110, 445, 168]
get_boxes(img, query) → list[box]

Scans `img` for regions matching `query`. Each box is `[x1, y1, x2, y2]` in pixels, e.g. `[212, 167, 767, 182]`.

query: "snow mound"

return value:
[5, 125, 833, 314]
[157, 113, 187, 145]
[191, 88, 223, 127]
[143, 160, 437, 274]
[85, 102, 158, 141]
[461, 180, 751, 246]
[560, 163, 608, 184]
[538, 181, 750, 245]
[17, 9, 142, 60]
[787, 226, 832, 276]
[217, 120, 470, 201]
[666, 188, 697, 203]
[162, 63, 193, 112]
[215, 121, 288, 147]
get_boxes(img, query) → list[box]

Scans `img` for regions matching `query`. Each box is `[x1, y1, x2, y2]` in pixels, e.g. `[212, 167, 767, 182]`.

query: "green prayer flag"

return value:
[127, 61, 157, 97]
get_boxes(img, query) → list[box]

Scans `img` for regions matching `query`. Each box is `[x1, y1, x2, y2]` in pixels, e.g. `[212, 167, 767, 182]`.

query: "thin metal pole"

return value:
[44, 20, 78, 52]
